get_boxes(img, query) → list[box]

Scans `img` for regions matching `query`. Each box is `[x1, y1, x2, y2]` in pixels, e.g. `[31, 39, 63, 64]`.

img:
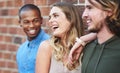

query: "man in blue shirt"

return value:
[16, 4, 50, 73]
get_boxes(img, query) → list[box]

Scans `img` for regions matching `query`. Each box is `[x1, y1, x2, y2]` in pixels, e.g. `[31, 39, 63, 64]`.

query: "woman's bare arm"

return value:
[68, 33, 97, 63]
[36, 40, 52, 73]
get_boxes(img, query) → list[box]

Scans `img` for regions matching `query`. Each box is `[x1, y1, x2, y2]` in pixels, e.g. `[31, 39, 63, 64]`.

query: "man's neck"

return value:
[97, 27, 114, 44]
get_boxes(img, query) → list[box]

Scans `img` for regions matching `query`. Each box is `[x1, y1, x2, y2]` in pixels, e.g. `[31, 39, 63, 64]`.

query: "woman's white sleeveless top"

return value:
[49, 55, 81, 73]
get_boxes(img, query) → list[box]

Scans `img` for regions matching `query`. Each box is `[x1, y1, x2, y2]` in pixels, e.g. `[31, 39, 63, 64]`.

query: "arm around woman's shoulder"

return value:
[36, 40, 52, 73]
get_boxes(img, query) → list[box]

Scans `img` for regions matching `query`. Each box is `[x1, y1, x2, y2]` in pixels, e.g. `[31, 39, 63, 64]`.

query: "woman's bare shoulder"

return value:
[36, 40, 52, 73]
[38, 40, 52, 53]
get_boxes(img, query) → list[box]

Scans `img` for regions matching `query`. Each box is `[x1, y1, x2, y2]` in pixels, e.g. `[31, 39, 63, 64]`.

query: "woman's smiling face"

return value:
[48, 7, 71, 38]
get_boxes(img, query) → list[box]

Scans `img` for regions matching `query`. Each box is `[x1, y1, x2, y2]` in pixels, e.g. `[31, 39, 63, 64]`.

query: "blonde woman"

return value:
[36, 2, 96, 73]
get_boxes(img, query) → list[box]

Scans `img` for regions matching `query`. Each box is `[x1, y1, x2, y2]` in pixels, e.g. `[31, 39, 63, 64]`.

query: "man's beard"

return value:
[88, 28, 99, 33]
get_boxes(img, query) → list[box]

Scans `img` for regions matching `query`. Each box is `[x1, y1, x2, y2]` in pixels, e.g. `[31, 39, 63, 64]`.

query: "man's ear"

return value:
[107, 9, 113, 17]
[20, 24, 22, 27]
[40, 17, 43, 24]
[18, 20, 20, 23]
[19, 20, 22, 27]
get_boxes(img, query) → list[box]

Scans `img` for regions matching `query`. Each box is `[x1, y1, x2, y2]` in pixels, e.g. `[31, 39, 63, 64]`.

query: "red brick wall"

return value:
[0, 0, 85, 73]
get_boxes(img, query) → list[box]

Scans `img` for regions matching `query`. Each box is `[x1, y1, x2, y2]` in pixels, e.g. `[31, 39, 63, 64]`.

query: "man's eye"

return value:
[33, 19, 39, 23]
[87, 6, 92, 9]
[54, 15, 58, 18]
[23, 21, 29, 24]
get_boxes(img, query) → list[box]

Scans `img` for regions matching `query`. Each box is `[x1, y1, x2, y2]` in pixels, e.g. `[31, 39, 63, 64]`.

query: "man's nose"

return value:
[29, 22, 34, 27]
[82, 9, 88, 19]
